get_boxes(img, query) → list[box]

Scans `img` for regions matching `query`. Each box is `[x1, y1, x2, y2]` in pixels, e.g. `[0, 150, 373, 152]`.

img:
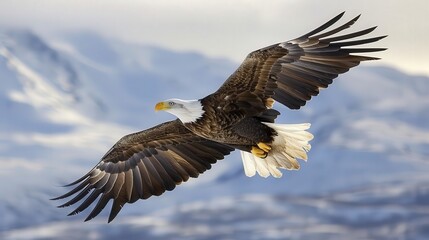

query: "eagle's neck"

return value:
[170, 99, 205, 123]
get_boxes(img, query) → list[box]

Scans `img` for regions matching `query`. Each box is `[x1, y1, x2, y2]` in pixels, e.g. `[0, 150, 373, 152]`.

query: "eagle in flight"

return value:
[53, 12, 386, 222]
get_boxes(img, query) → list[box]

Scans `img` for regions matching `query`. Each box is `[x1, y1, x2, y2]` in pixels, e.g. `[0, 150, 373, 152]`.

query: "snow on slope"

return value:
[0, 30, 133, 230]
[0, 29, 429, 239]
[4, 183, 429, 240]
[0, 29, 238, 231]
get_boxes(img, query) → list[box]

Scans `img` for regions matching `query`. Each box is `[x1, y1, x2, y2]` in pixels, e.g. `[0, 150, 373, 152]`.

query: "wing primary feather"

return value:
[131, 165, 143, 198]
[124, 169, 134, 202]
[277, 75, 320, 96]
[311, 15, 360, 39]
[280, 68, 332, 87]
[108, 200, 124, 223]
[88, 170, 106, 185]
[67, 188, 103, 216]
[331, 35, 388, 47]
[321, 26, 377, 42]
[93, 173, 110, 189]
[294, 12, 345, 40]
[292, 60, 349, 74]
[137, 160, 154, 199]
[304, 45, 342, 53]
[62, 172, 91, 187]
[287, 63, 339, 79]
[57, 185, 92, 208]
[343, 48, 387, 53]
[112, 172, 125, 199]
[84, 193, 111, 222]
[103, 173, 118, 194]
[301, 58, 359, 69]
[51, 178, 90, 201]
[299, 56, 361, 68]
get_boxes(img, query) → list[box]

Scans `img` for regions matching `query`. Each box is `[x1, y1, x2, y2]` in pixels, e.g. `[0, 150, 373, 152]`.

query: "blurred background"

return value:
[1, 1, 428, 239]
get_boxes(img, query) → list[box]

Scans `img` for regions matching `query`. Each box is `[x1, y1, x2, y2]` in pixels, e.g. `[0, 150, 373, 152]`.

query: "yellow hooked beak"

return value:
[155, 101, 169, 112]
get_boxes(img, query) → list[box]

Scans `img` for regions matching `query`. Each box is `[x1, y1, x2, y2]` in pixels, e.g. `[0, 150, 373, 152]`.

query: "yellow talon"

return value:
[257, 142, 272, 152]
[251, 146, 268, 158]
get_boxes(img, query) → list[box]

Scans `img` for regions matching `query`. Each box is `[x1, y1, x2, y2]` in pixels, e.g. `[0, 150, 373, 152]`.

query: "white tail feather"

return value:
[240, 122, 313, 178]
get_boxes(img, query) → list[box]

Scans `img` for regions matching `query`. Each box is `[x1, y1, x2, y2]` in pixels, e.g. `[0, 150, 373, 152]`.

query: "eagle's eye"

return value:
[168, 102, 175, 106]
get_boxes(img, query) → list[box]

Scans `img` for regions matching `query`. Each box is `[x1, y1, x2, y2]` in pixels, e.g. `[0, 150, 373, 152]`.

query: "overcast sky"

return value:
[1, 0, 428, 76]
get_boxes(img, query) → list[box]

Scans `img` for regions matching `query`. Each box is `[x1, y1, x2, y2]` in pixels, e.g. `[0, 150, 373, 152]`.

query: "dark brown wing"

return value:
[214, 12, 386, 110]
[52, 119, 234, 222]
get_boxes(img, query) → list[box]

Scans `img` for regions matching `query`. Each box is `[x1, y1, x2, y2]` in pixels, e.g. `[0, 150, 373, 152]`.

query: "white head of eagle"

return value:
[155, 98, 204, 123]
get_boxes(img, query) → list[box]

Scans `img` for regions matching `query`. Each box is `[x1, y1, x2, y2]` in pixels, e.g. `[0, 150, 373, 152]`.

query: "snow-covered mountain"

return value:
[0, 30, 428, 240]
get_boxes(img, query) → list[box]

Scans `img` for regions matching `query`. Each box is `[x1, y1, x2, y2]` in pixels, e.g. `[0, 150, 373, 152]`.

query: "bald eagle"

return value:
[52, 12, 386, 222]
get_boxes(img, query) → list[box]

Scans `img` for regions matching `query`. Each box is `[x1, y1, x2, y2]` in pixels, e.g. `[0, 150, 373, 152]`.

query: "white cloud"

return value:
[0, 158, 44, 174]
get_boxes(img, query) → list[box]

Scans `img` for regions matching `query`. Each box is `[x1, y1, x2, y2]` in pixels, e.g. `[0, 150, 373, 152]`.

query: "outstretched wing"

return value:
[214, 12, 386, 110]
[52, 120, 234, 222]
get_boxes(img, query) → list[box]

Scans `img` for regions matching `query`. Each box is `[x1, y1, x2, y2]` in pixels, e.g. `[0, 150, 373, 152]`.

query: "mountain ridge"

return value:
[0, 29, 428, 239]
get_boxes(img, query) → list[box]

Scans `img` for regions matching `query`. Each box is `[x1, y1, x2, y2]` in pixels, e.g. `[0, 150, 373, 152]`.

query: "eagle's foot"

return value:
[251, 143, 271, 159]
[257, 142, 272, 152]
